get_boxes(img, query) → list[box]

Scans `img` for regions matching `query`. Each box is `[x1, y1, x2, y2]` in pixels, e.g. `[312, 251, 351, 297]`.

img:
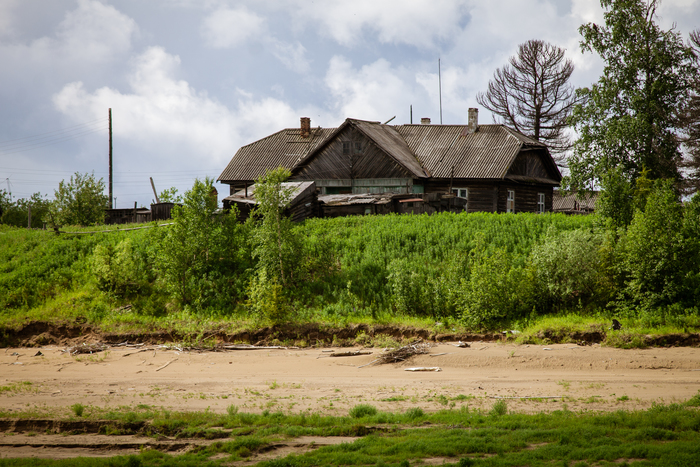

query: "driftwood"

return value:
[155, 358, 177, 372]
[375, 340, 433, 365]
[66, 343, 109, 355]
[222, 345, 293, 350]
[329, 351, 372, 357]
[405, 367, 442, 372]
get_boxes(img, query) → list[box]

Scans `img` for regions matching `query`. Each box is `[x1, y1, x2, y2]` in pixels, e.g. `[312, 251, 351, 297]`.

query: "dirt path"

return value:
[2, 342, 699, 418]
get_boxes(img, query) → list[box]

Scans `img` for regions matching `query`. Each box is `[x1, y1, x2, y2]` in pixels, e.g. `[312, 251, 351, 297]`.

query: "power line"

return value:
[0, 117, 108, 146]
[0, 126, 108, 156]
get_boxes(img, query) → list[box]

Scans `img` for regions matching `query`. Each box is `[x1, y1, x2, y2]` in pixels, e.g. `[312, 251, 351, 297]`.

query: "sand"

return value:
[2, 342, 699, 415]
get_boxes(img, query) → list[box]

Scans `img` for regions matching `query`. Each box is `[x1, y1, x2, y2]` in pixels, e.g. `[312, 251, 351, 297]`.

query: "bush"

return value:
[47, 172, 109, 227]
[457, 245, 532, 330]
[489, 399, 507, 417]
[529, 227, 608, 310]
[349, 404, 378, 418]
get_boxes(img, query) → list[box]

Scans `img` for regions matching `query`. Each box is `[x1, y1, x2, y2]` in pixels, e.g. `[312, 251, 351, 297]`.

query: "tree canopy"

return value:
[477, 39, 577, 158]
[47, 172, 109, 227]
[566, 0, 698, 193]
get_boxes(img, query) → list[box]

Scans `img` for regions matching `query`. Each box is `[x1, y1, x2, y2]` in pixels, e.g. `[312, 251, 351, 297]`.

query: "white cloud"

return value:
[325, 56, 418, 120]
[290, 0, 470, 48]
[0, 0, 137, 69]
[52, 46, 299, 166]
[201, 6, 265, 48]
[56, 0, 137, 62]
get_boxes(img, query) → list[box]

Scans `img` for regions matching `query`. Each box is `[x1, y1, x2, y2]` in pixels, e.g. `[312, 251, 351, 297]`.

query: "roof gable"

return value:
[293, 119, 427, 179]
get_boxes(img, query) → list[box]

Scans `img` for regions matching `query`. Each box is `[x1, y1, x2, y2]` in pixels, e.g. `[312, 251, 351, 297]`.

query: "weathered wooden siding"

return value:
[496, 184, 553, 213]
[294, 126, 411, 181]
[424, 179, 553, 213]
[506, 149, 552, 179]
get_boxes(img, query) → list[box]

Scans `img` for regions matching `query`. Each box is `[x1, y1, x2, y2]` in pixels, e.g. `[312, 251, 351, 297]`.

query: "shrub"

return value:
[489, 399, 507, 417]
[529, 227, 608, 310]
[71, 403, 85, 417]
[349, 404, 378, 418]
[457, 245, 532, 330]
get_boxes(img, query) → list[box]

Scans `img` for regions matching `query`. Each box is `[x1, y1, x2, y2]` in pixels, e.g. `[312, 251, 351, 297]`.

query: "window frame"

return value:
[451, 187, 468, 211]
[537, 193, 545, 213]
[507, 190, 515, 213]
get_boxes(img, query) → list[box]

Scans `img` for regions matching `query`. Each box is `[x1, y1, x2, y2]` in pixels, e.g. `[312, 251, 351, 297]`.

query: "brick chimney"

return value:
[300, 117, 311, 138]
[421, 117, 431, 125]
[466, 108, 478, 133]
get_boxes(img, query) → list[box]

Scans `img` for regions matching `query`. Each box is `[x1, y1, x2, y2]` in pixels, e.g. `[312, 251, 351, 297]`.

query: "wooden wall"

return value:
[507, 149, 553, 179]
[424, 179, 554, 213]
[294, 126, 411, 181]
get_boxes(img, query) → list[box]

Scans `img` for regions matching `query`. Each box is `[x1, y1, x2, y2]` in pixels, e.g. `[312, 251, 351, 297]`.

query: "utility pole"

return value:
[108, 108, 113, 209]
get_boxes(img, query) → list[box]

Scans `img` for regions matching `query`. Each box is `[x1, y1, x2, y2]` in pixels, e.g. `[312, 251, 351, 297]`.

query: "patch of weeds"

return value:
[584, 396, 603, 404]
[381, 395, 408, 402]
[227, 405, 239, 417]
[452, 394, 474, 401]
[71, 403, 86, 417]
[617, 395, 630, 402]
[557, 380, 571, 391]
[684, 391, 700, 407]
[436, 394, 449, 406]
[404, 407, 425, 420]
[0, 381, 34, 395]
[349, 404, 378, 418]
[489, 399, 507, 417]
[268, 381, 280, 390]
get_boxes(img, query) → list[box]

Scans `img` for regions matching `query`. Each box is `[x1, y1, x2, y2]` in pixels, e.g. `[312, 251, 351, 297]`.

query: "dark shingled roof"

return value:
[218, 118, 560, 183]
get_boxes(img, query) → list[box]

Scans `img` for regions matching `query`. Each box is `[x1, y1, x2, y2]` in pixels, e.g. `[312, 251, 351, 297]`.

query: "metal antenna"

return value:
[438, 58, 443, 124]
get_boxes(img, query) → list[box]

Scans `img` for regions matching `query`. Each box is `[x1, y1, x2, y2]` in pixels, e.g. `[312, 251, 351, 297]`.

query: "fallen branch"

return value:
[122, 348, 153, 357]
[155, 358, 178, 372]
[374, 339, 433, 365]
[405, 367, 441, 372]
[329, 351, 373, 357]
[67, 343, 109, 355]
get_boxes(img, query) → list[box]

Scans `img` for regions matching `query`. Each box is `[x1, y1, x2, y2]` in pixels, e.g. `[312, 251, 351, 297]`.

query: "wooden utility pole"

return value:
[108, 108, 113, 209]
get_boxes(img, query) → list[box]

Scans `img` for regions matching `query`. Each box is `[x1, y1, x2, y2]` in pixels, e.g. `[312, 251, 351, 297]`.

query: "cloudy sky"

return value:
[1, 0, 699, 207]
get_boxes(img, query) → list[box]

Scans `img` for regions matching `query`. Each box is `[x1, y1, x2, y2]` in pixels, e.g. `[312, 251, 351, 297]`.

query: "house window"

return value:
[354, 141, 362, 154]
[507, 190, 515, 213]
[342, 141, 351, 155]
[537, 193, 545, 213]
[452, 188, 468, 211]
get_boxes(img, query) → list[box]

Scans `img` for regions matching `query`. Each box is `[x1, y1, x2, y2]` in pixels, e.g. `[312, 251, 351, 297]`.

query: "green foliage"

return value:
[250, 167, 299, 286]
[71, 403, 85, 417]
[349, 404, 378, 418]
[622, 181, 686, 311]
[153, 177, 249, 311]
[567, 0, 698, 192]
[529, 227, 609, 310]
[247, 168, 301, 322]
[490, 399, 508, 417]
[0, 192, 50, 228]
[158, 186, 182, 203]
[92, 238, 146, 296]
[457, 242, 531, 330]
[595, 167, 635, 229]
[47, 172, 109, 227]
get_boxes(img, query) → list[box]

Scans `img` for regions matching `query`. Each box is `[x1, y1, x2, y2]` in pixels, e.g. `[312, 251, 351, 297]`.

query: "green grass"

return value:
[1, 400, 700, 466]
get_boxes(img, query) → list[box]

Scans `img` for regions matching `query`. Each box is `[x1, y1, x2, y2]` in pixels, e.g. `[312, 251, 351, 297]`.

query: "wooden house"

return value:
[218, 109, 561, 217]
[223, 181, 318, 223]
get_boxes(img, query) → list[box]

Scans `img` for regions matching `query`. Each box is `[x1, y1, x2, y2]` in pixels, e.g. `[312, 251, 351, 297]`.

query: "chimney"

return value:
[300, 117, 311, 138]
[466, 108, 478, 133]
[421, 117, 431, 125]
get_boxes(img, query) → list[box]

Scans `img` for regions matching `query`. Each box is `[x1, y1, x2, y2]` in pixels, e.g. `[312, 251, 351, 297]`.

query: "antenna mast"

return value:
[438, 58, 443, 124]
[108, 108, 113, 209]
